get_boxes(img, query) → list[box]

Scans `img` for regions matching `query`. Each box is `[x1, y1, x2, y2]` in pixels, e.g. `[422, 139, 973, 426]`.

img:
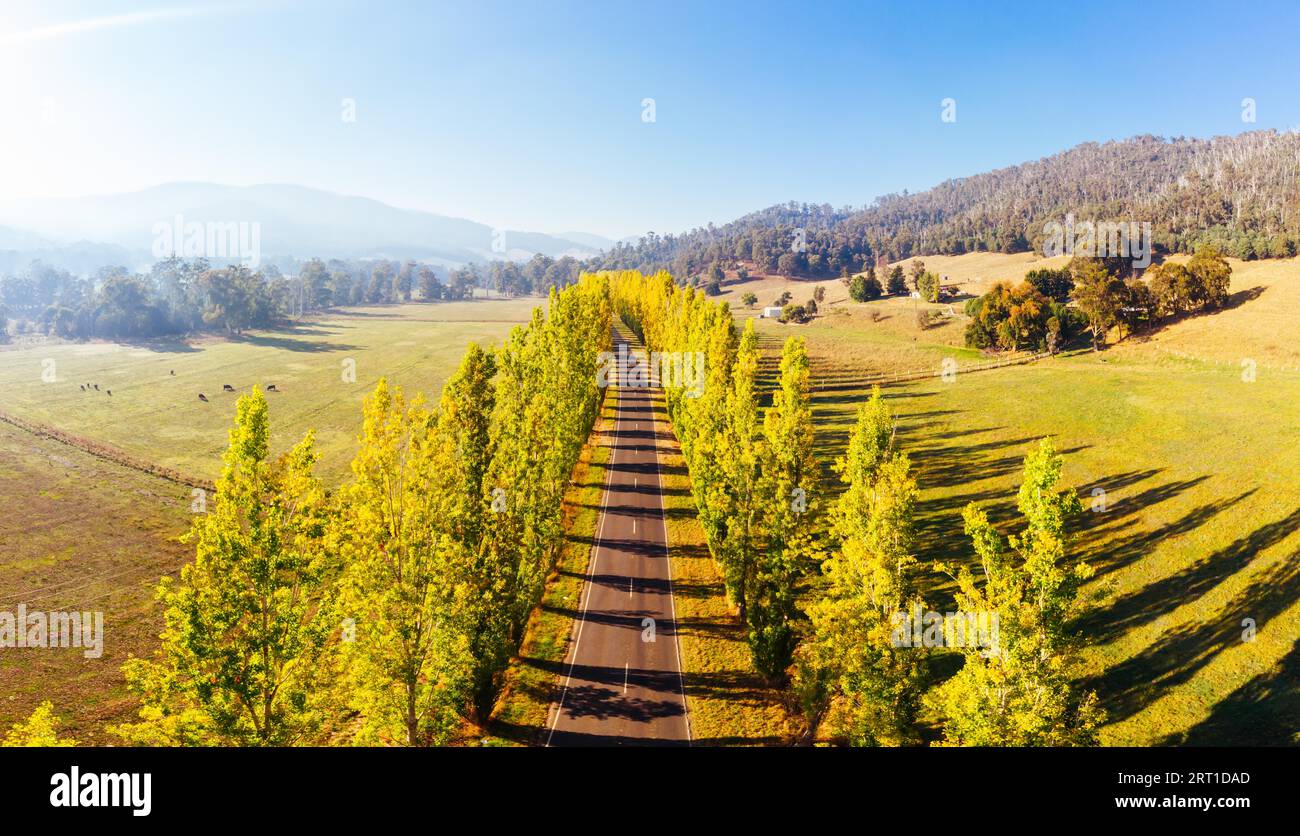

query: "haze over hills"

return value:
[0, 183, 605, 273]
[5, 130, 1299, 281]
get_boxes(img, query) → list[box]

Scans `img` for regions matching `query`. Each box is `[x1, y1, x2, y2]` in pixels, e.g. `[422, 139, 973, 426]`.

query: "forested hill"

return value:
[586, 130, 1300, 280]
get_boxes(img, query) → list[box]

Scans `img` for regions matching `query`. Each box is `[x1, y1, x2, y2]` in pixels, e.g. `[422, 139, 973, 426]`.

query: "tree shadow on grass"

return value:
[1072, 476, 1235, 579]
[1161, 635, 1300, 746]
[116, 338, 202, 354]
[235, 332, 360, 353]
[1087, 527, 1300, 726]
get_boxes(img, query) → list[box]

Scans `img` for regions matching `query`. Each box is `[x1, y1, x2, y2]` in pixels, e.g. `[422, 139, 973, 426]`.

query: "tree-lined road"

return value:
[546, 362, 691, 746]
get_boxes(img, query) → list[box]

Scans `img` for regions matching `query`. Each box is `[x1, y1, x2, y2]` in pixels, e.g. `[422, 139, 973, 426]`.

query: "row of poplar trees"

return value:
[611, 270, 1103, 746]
[611, 270, 818, 680]
[113, 274, 612, 746]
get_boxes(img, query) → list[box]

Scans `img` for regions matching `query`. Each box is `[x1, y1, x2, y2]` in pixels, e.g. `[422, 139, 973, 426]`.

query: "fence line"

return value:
[814, 351, 1052, 391]
[0, 408, 213, 491]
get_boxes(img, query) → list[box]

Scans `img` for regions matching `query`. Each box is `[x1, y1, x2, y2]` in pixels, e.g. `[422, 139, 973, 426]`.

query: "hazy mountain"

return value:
[0, 183, 603, 270]
[555, 230, 643, 251]
[0, 226, 52, 251]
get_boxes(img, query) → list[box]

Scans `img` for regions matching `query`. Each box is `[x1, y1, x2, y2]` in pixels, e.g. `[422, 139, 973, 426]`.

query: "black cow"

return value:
[107, 390, 112, 396]
[266, 384, 278, 392]
[93, 384, 99, 391]
[222, 384, 235, 392]
[198, 393, 209, 402]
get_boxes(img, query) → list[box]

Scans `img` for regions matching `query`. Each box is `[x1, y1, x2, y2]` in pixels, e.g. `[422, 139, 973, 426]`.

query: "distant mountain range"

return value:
[9, 130, 1297, 281]
[0, 183, 614, 275]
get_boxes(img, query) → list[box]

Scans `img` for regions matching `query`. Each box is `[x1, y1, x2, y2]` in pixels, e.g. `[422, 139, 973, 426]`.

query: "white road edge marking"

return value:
[546, 378, 621, 747]
[651, 391, 693, 744]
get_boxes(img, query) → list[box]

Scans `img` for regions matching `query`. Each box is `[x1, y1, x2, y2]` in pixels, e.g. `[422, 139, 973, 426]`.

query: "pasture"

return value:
[759, 253, 1300, 745]
[0, 419, 193, 742]
[4, 256, 1298, 747]
[0, 299, 541, 483]
[0, 297, 542, 742]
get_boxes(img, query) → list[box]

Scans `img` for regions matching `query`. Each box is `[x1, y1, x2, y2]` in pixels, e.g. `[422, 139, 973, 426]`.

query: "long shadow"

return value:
[906, 437, 1053, 490]
[605, 481, 691, 498]
[1082, 483, 1255, 579]
[1081, 503, 1298, 646]
[235, 333, 360, 353]
[1223, 285, 1267, 309]
[1165, 635, 1300, 746]
[559, 535, 664, 556]
[540, 603, 681, 636]
[613, 427, 675, 442]
[329, 309, 404, 319]
[1088, 529, 1300, 725]
[610, 442, 672, 454]
[115, 338, 202, 354]
[551, 661, 687, 697]
[609, 459, 687, 477]
[575, 501, 697, 520]
[577, 572, 672, 596]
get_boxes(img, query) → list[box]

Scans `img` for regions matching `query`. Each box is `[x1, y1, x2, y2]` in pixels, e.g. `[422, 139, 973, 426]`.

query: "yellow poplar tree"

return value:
[116, 388, 336, 746]
[337, 378, 474, 746]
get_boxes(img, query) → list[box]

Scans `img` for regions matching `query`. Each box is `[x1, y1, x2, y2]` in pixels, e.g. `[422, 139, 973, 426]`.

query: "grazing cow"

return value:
[93, 384, 99, 391]
[107, 390, 112, 396]
[170, 370, 175, 376]
[222, 384, 235, 392]
[198, 393, 208, 402]
[266, 384, 278, 392]
[79, 385, 85, 391]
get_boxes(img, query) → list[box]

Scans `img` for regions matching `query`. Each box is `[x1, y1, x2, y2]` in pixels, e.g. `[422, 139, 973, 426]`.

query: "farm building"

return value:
[762, 306, 783, 318]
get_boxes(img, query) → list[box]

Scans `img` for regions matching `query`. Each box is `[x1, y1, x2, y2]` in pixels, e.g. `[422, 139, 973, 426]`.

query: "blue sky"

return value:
[2, 0, 1298, 239]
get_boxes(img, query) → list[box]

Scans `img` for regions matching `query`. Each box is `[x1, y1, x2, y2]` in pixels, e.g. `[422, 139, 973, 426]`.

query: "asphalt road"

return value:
[546, 367, 691, 746]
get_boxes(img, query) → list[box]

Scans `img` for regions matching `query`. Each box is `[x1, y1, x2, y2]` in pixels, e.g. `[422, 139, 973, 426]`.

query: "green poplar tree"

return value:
[796, 388, 926, 745]
[116, 388, 336, 746]
[751, 335, 817, 679]
[929, 438, 1103, 746]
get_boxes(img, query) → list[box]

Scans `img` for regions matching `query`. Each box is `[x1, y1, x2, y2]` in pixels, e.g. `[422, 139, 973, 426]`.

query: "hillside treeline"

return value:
[589, 131, 1300, 281]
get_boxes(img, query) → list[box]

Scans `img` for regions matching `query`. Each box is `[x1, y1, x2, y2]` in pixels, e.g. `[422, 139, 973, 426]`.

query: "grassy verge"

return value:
[478, 389, 618, 745]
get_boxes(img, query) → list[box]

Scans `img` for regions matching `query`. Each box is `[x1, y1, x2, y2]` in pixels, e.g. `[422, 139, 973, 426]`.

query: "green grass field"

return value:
[4, 256, 1298, 747]
[0, 299, 540, 483]
[767, 254, 1300, 745]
